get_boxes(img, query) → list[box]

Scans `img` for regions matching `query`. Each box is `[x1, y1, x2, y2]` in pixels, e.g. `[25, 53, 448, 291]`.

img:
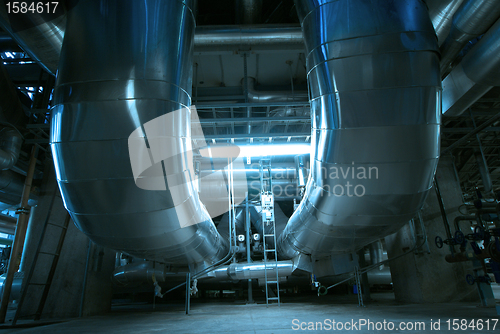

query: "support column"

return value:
[385, 155, 478, 303]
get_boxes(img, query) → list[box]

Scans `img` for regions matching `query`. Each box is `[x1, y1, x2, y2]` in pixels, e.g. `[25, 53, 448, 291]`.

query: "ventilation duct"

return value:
[278, 0, 441, 260]
[51, 0, 228, 266]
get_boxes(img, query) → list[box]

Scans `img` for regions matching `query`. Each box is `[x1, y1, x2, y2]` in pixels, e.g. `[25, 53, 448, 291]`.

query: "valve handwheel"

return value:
[454, 230, 465, 244]
[435, 236, 444, 249]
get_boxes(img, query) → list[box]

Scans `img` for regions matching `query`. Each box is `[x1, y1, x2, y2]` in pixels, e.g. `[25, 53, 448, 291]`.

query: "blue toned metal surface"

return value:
[0, 2, 66, 75]
[425, 0, 466, 45]
[50, 0, 228, 266]
[442, 16, 500, 115]
[440, 0, 500, 76]
[278, 0, 441, 259]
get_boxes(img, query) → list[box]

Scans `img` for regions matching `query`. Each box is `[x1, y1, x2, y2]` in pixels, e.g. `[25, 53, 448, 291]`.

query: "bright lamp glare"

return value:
[199, 143, 310, 158]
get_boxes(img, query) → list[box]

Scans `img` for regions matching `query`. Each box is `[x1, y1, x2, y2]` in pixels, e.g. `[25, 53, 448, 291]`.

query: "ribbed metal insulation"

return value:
[51, 0, 228, 265]
[278, 0, 441, 259]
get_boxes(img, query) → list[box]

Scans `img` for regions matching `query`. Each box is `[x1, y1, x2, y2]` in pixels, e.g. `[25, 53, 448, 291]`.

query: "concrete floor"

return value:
[0, 292, 499, 333]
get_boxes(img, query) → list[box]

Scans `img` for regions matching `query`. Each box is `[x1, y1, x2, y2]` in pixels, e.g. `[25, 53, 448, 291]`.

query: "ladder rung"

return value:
[265, 249, 276, 252]
[267, 297, 279, 300]
[266, 281, 278, 284]
[263, 234, 275, 237]
[39, 251, 59, 256]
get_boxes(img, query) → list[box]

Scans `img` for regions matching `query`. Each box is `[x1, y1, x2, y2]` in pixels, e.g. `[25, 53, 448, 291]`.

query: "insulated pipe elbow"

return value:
[278, 0, 441, 259]
[51, 0, 228, 266]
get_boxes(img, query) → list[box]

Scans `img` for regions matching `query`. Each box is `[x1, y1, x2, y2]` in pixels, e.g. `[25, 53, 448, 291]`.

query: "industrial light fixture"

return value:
[199, 143, 310, 158]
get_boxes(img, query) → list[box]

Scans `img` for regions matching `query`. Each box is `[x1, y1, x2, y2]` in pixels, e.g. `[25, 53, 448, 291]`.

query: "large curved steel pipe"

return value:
[51, 0, 228, 266]
[278, 0, 441, 259]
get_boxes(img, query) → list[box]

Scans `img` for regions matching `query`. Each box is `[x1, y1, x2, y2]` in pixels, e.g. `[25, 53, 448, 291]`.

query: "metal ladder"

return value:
[259, 159, 280, 306]
[13, 189, 71, 325]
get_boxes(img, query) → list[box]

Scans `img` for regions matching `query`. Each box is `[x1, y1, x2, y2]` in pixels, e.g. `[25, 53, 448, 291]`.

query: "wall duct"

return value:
[51, 0, 228, 266]
[278, 0, 441, 260]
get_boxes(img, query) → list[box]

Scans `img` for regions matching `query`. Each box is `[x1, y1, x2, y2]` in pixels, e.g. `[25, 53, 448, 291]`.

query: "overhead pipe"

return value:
[113, 259, 295, 285]
[244, 77, 307, 103]
[0, 214, 16, 235]
[442, 17, 500, 116]
[1, 20, 304, 74]
[0, 2, 67, 75]
[425, 0, 466, 46]
[51, 0, 228, 266]
[278, 0, 441, 260]
[200, 178, 300, 201]
[194, 25, 304, 51]
[440, 0, 500, 77]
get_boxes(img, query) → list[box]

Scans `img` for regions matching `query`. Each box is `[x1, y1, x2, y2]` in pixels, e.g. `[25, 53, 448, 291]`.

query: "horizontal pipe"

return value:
[0, 3, 66, 75]
[440, 0, 500, 76]
[0, 21, 304, 75]
[245, 77, 307, 103]
[0, 214, 16, 235]
[425, 0, 465, 46]
[442, 17, 500, 116]
[113, 260, 296, 285]
[194, 25, 304, 51]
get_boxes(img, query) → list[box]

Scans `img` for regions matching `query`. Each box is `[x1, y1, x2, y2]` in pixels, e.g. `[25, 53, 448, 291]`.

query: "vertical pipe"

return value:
[243, 53, 251, 135]
[469, 109, 493, 194]
[0, 145, 38, 323]
[433, 177, 455, 255]
[245, 193, 253, 303]
[185, 273, 191, 315]
[79, 239, 92, 318]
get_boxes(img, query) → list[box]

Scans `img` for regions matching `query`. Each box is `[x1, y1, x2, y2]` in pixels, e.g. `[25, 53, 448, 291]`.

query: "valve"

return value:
[435, 236, 444, 249]
[465, 274, 491, 285]
[473, 226, 485, 240]
[317, 285, 328, 296]
[454, 230, 465, 244]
